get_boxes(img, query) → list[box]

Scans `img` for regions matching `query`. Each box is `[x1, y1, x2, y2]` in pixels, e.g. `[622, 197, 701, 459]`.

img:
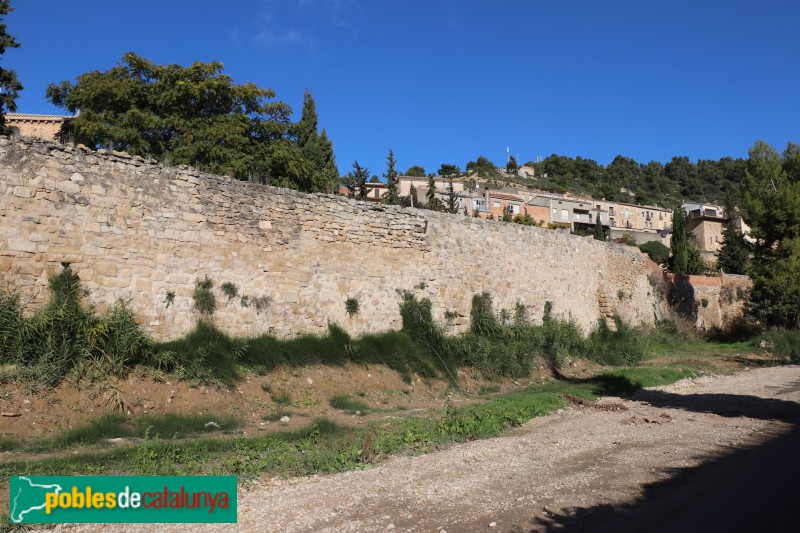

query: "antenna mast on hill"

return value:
[506, 146, 510, 165]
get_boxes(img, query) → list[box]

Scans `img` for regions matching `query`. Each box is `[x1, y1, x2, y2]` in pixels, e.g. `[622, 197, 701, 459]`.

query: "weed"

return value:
[221, 282, 239, 302]
[164, 291, 175, 308]
[193, 276, 216, 316]
[329, 394, 368, 415]
[260, 382, 272, 394]
[240, 295, 251, 308]
[345, 297, 360, 318]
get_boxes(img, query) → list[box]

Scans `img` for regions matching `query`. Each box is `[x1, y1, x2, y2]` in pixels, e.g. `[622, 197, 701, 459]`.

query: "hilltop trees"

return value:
[46, 53, 338, 193]
[406, 165, 426, 177]
[0, 0, 22, 134]
[742, 140, 800, 328]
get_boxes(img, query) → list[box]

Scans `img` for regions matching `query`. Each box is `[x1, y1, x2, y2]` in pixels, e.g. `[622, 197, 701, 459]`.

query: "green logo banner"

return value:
[9, 476, 237, 524]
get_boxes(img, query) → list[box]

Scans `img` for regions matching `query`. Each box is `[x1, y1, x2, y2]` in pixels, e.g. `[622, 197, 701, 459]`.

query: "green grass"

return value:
[0, 365, 700, 481]
[22, 413, 240, 452]
[329, 394, 369, 415]
[263, 410, 293, 422]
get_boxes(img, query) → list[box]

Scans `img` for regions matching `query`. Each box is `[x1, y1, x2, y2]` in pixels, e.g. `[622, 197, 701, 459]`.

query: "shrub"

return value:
[588, 316, 650, 365]
[329, 394, 368, 415]
[220, 282, 238, 301]
[0, 267, 154, 386]
[470, 293, 500, 336]
[638, 241, 670, 265]
[193, 276, 216, 316]
[754, 330, 800, 363]
[621, 232, 638, 246]
[345, 297, 359, 318]
[164, 291, 175, 307]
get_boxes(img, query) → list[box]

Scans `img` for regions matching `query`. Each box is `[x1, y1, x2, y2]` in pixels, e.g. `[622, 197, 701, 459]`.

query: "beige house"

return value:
[683, 203, 726, 253]
[5, 113, 73, 141]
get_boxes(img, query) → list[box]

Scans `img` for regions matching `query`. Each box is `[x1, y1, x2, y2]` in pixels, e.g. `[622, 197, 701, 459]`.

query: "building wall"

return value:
[5, 114, 68, 142]
[667, 273, 751, 330]
[1, 137, 659, 341]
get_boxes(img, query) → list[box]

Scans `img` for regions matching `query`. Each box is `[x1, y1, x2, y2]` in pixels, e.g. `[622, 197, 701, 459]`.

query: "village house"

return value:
[5, 113, 74, 141]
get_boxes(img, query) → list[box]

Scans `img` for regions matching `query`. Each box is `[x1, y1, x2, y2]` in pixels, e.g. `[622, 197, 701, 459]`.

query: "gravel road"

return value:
[51, 366, 800, 532]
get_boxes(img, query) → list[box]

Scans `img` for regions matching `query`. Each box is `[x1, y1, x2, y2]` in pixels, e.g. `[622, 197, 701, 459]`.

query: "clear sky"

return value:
[5, 0, 800, 177]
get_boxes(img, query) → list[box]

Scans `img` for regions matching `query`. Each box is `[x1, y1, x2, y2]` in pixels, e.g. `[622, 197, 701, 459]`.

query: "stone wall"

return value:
[0, 138, 660, 340]
[667, 272, 751, 330]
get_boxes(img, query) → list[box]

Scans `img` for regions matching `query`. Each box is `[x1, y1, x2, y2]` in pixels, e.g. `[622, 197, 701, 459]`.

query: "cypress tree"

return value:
[297, 90, 339, 193]
[384, 149, 399, 205]
[670, 206, 689, 274]
[593, 216, 604, 241]
[717, 205, 750, 275]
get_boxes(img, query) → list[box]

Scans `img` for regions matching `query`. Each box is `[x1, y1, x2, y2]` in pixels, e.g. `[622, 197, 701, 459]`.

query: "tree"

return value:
[506, 155, 519, 175]
[669, 206, 688, 274]
[0, 0, 22, 134]
[425, 175, 444, 211]
[346, 160, 369, 201]
[46, 53, 299, 184]
[405, 165, 426, 177]
[466, 156, 497, 177]
[593, 216, 604, 241]
[296, 90, 340, 193]
[742, 140, 800, 328]
[384, 149, 400, 205]
[438, 163, 460, 177]
[716, 201, 750, 275]
[446, 179, 458, 213]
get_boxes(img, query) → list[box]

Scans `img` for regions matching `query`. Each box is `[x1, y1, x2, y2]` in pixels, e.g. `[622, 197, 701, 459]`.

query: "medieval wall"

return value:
[0, 137, 660, 341]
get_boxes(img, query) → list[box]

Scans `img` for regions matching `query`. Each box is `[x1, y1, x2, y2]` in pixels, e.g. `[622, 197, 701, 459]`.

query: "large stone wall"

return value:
[0, 137, 659, 340]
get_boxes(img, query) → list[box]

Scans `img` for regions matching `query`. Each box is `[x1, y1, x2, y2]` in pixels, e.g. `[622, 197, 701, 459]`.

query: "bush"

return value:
[754, 330, 800, 363]
[588, 316, 650, 365]
[193, 276, 216, 316]
[638, 241, 670, 265]
[345, 297, 359, 318]
[0, 267, 153, 386]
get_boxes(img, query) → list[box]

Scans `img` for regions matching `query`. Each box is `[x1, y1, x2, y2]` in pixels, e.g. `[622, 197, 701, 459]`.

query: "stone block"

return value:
[56, 181, 81, 194]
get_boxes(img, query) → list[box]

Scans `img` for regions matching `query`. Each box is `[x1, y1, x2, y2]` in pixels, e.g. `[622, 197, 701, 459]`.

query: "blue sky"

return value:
[6, 0, 800, 177]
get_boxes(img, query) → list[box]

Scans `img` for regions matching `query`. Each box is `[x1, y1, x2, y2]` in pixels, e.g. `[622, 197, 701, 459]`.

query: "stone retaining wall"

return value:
[0, 137, 660, 340]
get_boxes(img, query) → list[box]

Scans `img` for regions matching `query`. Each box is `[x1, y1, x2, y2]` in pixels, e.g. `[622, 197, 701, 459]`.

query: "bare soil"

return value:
[36, 365, 800, 533]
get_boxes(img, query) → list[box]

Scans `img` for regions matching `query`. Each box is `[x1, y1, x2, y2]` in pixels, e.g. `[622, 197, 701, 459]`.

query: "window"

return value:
[474, 199, 488, 211]
[493, 200, 501, 208]
[508, 204, 519, 214]
[561, 209, 568, 219]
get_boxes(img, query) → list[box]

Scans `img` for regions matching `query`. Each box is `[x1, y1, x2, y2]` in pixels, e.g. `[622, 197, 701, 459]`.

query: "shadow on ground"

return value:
[525, 381, 800, 532]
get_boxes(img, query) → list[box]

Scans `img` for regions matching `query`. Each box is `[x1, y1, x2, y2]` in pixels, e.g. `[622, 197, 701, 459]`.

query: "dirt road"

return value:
[55, 366, 800, 532]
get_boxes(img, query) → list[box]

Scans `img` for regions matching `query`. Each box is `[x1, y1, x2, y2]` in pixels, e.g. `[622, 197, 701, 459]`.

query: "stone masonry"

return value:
[0, 137, 660, 341]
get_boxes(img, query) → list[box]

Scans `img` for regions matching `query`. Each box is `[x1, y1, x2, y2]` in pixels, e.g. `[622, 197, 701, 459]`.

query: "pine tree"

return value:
[0, 0, 23, 134]
[384, 149, 399, 205]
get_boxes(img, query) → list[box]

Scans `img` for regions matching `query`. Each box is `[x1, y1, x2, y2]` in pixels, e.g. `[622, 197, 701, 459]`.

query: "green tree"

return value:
[438, 163, 460, 177]
[384, 149, 400, 205]
[405, 165, 426, 177]
[296, 90, 340, 192]
[346, 160, 370, 201]
[716, 200, 750, 275]
[46, 53, 298, 183]
[638, 241, 670, 265]
[446, 179, 458, 213]
[466, 156, 498, 177]
[742, 140, 800, 328]
[0, 0, 22, 134]
[506, 155, 519, 175]
[593, 216, 604, 241]
[669, 206, 688, 274]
